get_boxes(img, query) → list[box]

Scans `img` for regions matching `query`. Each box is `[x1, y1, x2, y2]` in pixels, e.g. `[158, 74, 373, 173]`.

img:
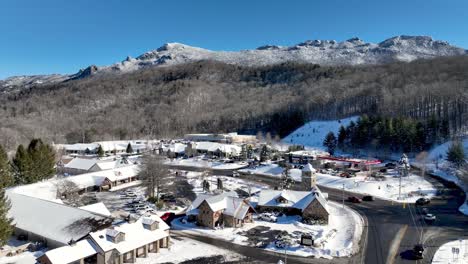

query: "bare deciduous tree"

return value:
[139, 154, 170, 201]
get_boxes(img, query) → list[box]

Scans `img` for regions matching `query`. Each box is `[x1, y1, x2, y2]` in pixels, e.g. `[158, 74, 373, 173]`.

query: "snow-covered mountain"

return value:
[1, 35, 466, 90]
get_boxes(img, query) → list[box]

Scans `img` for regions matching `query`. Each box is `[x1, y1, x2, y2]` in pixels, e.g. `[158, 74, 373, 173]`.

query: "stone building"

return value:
[187, 192, 254, 229]
[257, 189, 329, 223]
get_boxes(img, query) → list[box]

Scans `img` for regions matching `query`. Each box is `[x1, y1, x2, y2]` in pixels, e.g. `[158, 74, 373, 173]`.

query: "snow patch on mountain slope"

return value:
[282, 116, 359, 150]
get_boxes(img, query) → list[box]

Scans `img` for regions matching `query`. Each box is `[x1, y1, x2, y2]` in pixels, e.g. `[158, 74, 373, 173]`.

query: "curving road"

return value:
[168, 164, 468, 264]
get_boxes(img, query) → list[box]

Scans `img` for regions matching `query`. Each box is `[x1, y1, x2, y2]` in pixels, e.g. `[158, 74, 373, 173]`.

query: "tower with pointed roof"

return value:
[301, 163, 317, 191]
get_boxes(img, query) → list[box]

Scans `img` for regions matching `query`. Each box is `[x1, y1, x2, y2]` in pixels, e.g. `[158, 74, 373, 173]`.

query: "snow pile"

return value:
[432, 239, 468, 264]
[283, 116, 359, 150]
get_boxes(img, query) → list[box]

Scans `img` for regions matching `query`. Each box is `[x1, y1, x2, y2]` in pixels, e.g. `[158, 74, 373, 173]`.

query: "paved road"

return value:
[167, 164, 468, 264]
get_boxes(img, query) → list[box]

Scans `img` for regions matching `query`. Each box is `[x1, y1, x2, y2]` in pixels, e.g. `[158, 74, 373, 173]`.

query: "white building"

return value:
[37, 215, 170, 264]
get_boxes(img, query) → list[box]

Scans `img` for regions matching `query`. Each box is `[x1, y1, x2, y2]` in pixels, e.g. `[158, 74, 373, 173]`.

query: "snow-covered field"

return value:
[135, 236, 241, 264]
[283, 116, 359, 150]
[432, 239, 468, 264]
[172, 201, 362, 259]
[166, 157, 249, 170]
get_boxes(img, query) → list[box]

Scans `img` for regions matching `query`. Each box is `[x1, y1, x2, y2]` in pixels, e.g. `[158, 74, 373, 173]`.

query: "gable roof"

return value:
[89, 215, 169, 254]
[188, 192, 252, 219]
[257, 189, 327, 212]
[39, 239, 99, 264]
[7, 192, 113, 245]
[79, 202, 112, 217]
[64, 158, 97, 171]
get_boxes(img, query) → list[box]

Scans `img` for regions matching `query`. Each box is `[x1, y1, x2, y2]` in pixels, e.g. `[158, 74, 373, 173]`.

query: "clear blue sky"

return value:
[1, 0, 467, 79]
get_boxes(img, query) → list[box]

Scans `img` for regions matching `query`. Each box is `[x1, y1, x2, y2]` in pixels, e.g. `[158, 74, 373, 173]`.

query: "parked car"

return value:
[258, 213, 278, 222]
[160, 194, 176, 203]
[232, 171, 240, 177]
[416, 198, 430, 206]
[412, 244, 424, 259]
[161, 212, 176, 225]
[385, 162, 396, 169]
[420, 207, 429, 215]
[347, 196, 362, 203]
[362, 195, 375, 201]
[423, 214, 436, 223]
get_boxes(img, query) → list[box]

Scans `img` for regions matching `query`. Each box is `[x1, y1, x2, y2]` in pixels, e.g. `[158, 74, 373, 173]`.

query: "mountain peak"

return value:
[2, 35, 466, 90]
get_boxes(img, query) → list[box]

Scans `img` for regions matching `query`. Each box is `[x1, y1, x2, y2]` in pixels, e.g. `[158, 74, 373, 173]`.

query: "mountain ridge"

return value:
[1, 35, 466, 90]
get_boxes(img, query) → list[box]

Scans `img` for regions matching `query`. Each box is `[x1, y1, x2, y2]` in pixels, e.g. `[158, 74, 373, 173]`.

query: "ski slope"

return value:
[282, 116, 359, 150]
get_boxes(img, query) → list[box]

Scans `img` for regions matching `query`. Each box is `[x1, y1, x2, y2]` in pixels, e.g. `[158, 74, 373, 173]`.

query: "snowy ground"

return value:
[0, 250, 45, 264]
[412, 138, 468, 215]
[240, 163, 437, 203]
[282, 116, 359, 150]
[316, 169, 437, 203]
[166, 157, 249, 170]
[135, 236, 241, 264]
[184, 171, 269, 198]
[172, 201, 362, 259]
[432, 239, 468, 264]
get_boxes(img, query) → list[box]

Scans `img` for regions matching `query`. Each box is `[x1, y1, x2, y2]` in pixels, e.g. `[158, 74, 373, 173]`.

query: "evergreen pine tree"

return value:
[260, 145, 270, 162]
[126, 143, 133, 154]
[323, 132, 337, 155]
[12, 145, 31, 184]
[337, 126, 347, 149]
[0, 189, 13, 246]
[27, 139, 56, 182]
[0, 145, 14, 188]
[446, 141, 466, 168]
[97, 145, 105, 157]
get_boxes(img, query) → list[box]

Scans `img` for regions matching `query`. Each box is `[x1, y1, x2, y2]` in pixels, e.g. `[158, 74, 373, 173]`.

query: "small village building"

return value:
[287, 150, 326, 166]
[184, 132, 256, 144]
[37, 215, 170, 264]
[185, 142, 242, 158]
[61, 158, 123, 175]
[187, 192, 254, 229]
[257, 189, 329, 223]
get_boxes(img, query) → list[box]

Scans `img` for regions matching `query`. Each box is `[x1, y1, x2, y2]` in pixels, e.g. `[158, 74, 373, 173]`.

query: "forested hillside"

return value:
[0, 56, 467, 150]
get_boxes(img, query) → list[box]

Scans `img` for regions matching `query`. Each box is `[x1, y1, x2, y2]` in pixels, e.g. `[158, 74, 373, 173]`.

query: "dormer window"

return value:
[142, 217, 159, 231]
[276, 197, 288, 204]
[106, 229, 125, 243]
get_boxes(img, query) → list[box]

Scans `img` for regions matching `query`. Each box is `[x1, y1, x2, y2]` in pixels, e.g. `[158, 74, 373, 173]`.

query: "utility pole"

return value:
[342, 183, 345, 208]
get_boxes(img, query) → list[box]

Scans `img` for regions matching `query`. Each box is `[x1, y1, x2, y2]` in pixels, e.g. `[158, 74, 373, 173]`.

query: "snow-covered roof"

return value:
[302, 163, 316, 173]
[64, 158, 97, 171]
[94, 159, 120, 171]
[79, 202, 112, 217]
[188, 192, 252, 219]
[63, 143, 99, 152]
[89, 215, 169, 254]
[192, 142, 242, 154]
[257, 189, 327, 212]
[6, 192, 112, 245]
[41, 239, 99, 264]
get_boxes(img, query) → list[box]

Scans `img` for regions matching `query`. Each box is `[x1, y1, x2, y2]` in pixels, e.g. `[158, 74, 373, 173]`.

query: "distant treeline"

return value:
[337, 115, 451, 153]
[0, 56, 467, 150]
